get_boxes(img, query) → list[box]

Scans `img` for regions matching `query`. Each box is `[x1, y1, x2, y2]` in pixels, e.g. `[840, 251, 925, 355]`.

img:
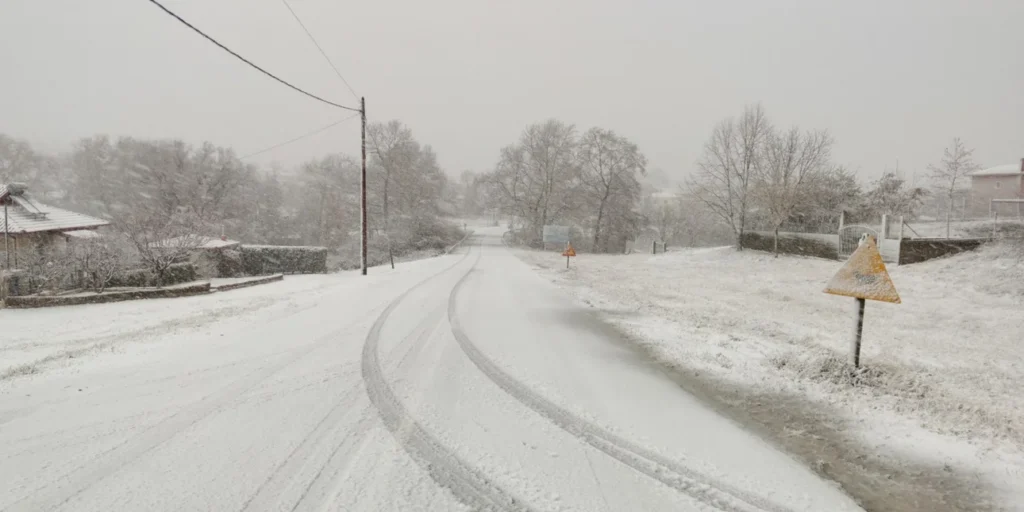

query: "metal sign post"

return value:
[823, 235, 901, 368]
[852, 297, 866, 367]
[562, 242, 576, 268]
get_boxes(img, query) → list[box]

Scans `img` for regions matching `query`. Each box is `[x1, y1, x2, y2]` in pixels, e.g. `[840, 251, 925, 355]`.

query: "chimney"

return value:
[8, 183, 27, 196]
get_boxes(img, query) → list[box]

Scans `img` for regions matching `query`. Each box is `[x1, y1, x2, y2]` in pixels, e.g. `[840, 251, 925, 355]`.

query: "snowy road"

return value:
[0, 230, 861, 511]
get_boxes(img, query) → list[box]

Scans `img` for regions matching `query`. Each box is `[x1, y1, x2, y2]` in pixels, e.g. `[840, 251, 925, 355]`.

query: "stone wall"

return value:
[898, 238, 986, 265]
[740, 231, 839, 260]
[4, 282, 211, 308]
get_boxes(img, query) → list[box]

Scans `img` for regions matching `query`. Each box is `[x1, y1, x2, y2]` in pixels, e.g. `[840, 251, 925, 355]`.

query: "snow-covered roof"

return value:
[152, 236, 241, 250]
[62, 230, 102, 239]
[970, 163, 1023, 177]
[243, 244, 327, 251]
[1, 184, 109, 234]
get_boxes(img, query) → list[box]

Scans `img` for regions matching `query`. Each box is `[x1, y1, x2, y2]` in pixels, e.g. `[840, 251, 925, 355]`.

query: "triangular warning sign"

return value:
[562, 243, 576, 257]
[824, 236, 901, 303]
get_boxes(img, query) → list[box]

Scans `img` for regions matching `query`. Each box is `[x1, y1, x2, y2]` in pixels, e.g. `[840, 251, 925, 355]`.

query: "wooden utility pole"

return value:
[3, 200, 9, 270]
[360, 97, 368, 276]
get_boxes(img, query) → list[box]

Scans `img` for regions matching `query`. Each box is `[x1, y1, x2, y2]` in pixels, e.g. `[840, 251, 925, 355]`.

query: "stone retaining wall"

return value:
[4, 282, 211, 308]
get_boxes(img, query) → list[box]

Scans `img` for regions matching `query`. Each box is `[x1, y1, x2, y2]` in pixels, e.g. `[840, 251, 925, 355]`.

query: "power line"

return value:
[278, 0, 359, 100]
[145, 0, 360, 113]
[240, 113, 360, 160]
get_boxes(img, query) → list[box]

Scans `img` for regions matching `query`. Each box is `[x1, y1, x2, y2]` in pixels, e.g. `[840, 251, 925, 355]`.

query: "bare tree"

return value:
[0, 134, 40, 184]
[866, 172, 927, 220]
[577, 128, 647, 252]
[642, 195, 678, 244]
[928, 138, 978, 238]
[755, 127, 834, 256]
[671, 187, 734, 247]
[490, 120, 579, 246]
[120, 212, 205, 286]
[367, 121, 416, 231]
[367, 121, 448, 267]
[72, 236, 133, 293]
[688, 104, 771, 250]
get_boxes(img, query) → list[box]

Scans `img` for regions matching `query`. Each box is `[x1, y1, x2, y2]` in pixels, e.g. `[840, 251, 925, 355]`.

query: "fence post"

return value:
[880, 214, 888, 239]
[898, 215, 905, 242]
[652, 240, 657, 254]
[992, 212, 998, 240]
[838, 211, 845, 232]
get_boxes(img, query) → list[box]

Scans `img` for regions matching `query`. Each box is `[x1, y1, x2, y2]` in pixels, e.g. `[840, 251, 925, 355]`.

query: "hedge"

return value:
[240, 245, 328, 275]
[108, 262, 197, 288]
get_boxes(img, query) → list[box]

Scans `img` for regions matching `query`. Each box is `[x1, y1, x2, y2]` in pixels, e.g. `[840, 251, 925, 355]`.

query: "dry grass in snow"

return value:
[516, 241, 1024, 510]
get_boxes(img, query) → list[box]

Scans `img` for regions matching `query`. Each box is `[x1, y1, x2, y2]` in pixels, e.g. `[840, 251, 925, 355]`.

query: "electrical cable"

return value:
[145, 0, 360, 112]
[238, 113, 360, 158]
[278, 0, 359, 100]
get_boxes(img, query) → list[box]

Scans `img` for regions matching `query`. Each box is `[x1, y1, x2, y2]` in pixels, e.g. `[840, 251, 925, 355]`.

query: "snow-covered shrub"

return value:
[240, 245, 328, 275]
[334, 217, 465, 270]
[108, 262, 196, 287]
[213, 249, 243, 278]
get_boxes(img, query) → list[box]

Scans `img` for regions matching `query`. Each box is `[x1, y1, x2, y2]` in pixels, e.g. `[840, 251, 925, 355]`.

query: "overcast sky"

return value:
[2, 0, 1021, 184]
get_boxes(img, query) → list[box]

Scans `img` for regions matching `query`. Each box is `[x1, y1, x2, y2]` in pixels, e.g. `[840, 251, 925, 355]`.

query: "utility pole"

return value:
[3, 200, 9, 270]
[360, 97, 368, 276]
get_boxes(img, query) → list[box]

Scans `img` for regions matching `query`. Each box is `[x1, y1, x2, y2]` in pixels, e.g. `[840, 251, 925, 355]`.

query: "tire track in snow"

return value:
[5, 317, 374, 512]
[361, 241, 538, 512]
[447, 263, 790, 512]
[243, 307, 445, 512]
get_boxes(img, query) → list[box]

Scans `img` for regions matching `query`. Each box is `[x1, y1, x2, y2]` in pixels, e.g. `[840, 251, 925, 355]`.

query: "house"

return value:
[969, 159, 1024, 217]
[1, 183, 110, 268]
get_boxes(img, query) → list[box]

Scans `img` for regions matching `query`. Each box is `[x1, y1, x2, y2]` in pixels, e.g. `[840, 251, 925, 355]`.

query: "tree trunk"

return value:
[737, 205, 746, 251]
[946, 194, 952, 239]
[593, 202, 606, 253]
[773, 226, 780, 257]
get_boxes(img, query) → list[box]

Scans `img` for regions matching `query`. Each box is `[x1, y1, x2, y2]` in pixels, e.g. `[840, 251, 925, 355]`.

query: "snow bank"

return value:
[515, 241, 1024, 509]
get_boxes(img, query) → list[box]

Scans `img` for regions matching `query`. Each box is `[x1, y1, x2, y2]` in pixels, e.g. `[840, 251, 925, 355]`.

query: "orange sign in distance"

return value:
[562, 242, 576, 257]
[823, 235, 900, 303]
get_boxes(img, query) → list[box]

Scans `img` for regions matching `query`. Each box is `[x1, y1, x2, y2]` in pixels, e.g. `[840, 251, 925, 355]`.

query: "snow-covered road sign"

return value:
[563, 242, 576, 268]
[823, 235, 900, 304]
[824, 235, 900, 368]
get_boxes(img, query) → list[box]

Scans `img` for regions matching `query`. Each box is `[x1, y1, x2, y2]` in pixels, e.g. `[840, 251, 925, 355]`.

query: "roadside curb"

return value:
[3, 282, 212, 309]
[212, 274, 284, 292]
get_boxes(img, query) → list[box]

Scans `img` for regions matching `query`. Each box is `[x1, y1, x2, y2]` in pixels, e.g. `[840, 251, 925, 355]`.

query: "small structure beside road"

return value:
[1, 183, 109, 268]
[968, 159, 1024, 217]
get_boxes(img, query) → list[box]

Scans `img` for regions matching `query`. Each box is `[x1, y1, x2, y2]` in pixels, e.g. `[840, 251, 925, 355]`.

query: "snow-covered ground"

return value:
[0, 232, 865, 511]
[209, 274, 281, 289]
[516, 242, 1024, 510]
[904, 218, 1024, 239]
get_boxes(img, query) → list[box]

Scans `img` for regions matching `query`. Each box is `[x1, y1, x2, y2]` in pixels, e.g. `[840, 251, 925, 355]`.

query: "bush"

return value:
[108, 262, 197, 287]
[240, 245, 328, 275]
[164, 262, 197, 284]
[335, 217, 465, 270]
[215, 249, 243, 277]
